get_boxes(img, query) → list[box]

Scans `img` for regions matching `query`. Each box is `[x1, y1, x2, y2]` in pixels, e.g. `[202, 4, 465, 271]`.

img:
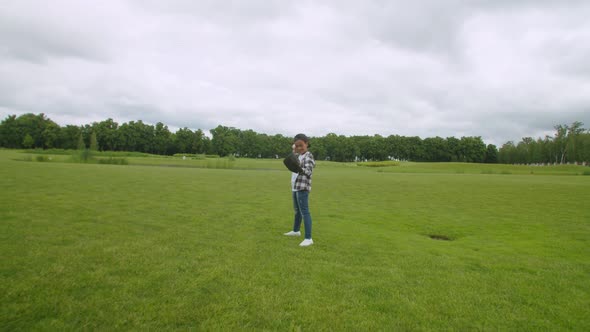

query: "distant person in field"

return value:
[284, 134, 316, 247]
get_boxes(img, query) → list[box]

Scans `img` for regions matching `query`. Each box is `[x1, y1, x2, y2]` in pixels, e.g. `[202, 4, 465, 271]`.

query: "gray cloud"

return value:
[1, 0, 589, 146]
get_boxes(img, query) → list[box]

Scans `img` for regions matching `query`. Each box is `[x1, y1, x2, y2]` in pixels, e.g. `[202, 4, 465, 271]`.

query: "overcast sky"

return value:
[1, 0, 589, 145]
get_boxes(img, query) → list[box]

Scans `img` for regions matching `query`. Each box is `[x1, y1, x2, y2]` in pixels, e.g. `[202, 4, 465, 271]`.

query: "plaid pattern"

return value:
[293, 151, 315, 192]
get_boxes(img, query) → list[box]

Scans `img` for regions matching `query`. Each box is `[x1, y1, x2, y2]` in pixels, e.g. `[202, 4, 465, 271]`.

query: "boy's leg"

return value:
[296, 191, 312, 239]
[292, 191, 302, 232]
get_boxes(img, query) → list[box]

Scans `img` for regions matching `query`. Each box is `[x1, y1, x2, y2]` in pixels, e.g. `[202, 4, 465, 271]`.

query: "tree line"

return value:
[497, 121, 590, 164]
[4, 113, 587, 164]
[0, 113, 498, 163]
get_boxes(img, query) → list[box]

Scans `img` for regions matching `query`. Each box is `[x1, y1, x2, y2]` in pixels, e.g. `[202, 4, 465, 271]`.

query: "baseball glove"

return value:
[283, 152, 303, 173]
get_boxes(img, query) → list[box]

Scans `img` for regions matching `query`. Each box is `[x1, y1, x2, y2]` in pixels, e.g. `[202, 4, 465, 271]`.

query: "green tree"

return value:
[10, 113, 52, 148]
[210, 125, 240, 157]
[202, 136, 212, 155]
[118, 121, 139, 152]
[90, 131, 98, 151]
[60, 125, 82, 150]
[323, 133, 347, 161]
[270, 134, 291, 158]
[518, 137, 535, 164]
[309, 135, 326, 160]
[238, 129, 259, 157]
[484, 144, 498, 163]
[385, 135, 403, 160]
[554, 124, 568, 164]
[42, 121, 61, 149]
[423, 137, 451, 162]
[93, 118, 119, 151]
[0, 115, 20, 148]
[22, 134, 34, 149]
[498, 121, 589, 164]
[77, 133, 85, 150]
[577, 131, 590, 163]
[175, 127, 195, 154]
[367, 135, 387, 161]
[403, 136, 424, 161]
[498, 141, 516, 164]
[446, 137, 461, 162]
[192, 129, 206, 154]
[154, 122, 171, 155]
[459, 136, 486, 163]
[537, 136, 555, 163]
[566, 121, 585, 163]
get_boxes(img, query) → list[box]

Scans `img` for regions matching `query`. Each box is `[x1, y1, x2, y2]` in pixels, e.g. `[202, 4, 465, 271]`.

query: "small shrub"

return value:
[98, 157, 128, 165]
[206, 154, 220, 158]
[206, 158, 235, 169]
[80, 149, 93, 162]
[28, 149, 73, 155]
[582, 170, 590, 176]
[71, 149, 94, 163]
[35, 155, 50, 162]
[99, 151, 154, 158]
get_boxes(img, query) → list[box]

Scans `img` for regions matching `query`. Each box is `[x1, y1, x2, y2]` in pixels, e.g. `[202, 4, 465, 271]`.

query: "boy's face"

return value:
[294, 140, 308, 154]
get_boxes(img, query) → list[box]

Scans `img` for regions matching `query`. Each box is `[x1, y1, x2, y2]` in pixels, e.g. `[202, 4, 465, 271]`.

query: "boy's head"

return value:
[293, 133, 310, 154]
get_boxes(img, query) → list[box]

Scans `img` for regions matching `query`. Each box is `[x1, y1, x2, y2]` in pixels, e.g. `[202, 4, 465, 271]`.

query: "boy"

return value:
[284, 134, 315, 247]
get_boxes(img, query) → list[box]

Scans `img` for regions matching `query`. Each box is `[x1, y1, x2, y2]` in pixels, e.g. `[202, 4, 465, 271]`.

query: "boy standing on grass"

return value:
[284, 134, 316, 247]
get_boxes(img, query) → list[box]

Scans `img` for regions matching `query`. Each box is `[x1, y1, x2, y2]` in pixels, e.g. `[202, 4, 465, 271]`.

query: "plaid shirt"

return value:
[293, 151, 315, 191]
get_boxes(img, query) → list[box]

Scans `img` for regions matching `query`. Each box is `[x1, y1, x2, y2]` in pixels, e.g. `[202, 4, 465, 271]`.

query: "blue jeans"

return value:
[292, 191, 312, 239]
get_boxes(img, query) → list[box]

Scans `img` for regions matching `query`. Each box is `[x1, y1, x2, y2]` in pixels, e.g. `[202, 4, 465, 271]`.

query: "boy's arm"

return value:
[299, 154, 315, 177]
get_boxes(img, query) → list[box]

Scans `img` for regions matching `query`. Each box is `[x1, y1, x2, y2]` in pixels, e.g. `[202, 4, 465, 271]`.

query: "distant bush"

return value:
[206, 154, 221, 158]
[99, 151, 154, 158]
[35, 155, 50, 162]
[582, 170, 590, 176]
[28, 149, 155, 158]
[71, 149, 94, 163]
[98, 157, 128, 165]
[206, 158, 234, 169]
[27, 148, 74, 155]
[357, 161, 400, 167]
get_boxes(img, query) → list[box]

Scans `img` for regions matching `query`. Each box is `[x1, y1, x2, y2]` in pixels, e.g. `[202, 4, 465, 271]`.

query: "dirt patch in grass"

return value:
[428, 234, 452, 241]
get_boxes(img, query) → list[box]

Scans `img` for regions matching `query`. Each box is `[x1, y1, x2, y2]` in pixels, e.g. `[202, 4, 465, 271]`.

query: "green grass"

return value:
[24, 148, 159, 158]
[377, 161, 590, 175]
[357, 161, 401, 167]
[1, 150, 589, 330]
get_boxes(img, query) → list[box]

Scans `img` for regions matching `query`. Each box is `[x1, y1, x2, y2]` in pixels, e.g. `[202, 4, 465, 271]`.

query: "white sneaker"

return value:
[284, 231, 301, 236]
[299, 239, 314, 247]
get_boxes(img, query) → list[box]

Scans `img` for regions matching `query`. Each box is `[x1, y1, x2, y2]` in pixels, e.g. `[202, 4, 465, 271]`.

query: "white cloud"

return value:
[1, 0, 589, 146]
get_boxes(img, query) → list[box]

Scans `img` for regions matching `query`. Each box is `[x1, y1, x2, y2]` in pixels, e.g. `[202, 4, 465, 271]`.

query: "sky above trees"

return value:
[1, 0, 590, 146]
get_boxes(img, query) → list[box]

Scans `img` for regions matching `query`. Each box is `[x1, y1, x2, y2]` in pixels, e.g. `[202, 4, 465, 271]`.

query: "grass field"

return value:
[1, 149, 589, 330]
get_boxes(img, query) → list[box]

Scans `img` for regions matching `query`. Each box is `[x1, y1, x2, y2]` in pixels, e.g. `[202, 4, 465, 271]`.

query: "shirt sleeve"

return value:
[299, 153, 315, 177]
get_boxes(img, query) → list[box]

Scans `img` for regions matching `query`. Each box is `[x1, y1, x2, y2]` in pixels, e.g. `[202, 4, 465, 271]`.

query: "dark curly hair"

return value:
[294, 133, 310, 147]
